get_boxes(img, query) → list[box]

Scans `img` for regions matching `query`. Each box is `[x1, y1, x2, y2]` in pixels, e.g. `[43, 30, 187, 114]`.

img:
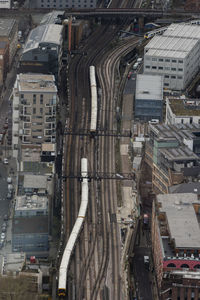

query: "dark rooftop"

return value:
[13, 216, 48, 234]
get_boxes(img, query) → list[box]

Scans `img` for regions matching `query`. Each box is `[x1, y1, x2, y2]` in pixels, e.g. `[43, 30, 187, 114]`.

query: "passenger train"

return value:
[89, 65, 98, 133]
[144, 19, 200, 39]
[58, 158, 89, 298]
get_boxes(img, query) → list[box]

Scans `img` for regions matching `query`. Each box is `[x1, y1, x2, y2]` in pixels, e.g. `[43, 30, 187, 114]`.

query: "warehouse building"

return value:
[144, 23, 200, 91]
[28, 0, 97, 9]
[12, 73, 58, 158]
[19, 24, 63, 83]
[134, 74, 163, 122]
[152, 193, 200, 299]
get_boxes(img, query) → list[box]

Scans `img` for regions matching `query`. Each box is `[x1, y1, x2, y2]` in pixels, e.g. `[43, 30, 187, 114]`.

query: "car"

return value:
[3, 158, 8, 164]
[7, 177, 12, 184]
[2, 222, 6, 228]
[2, 227, 6, 233]
[1, 233, 5, 239]
[133, 62, 139, 70]
[3, 215, 8, 221]
[7, 192, 12, 199]
[8, 184, 13, 191]
[148, 119, 159, 125]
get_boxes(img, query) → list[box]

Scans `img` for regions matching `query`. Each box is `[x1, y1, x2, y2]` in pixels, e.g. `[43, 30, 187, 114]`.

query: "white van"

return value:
[133, 62, 139, 70]
[148, 119, 159, 125]
[137, 57, 143, 63]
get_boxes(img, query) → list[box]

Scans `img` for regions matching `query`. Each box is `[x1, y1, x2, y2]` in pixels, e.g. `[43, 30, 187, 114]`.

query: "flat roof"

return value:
[145, 35, 198, 53]
[22, 161, 54, 174]
[24, 174, 47, 189]
[160, 145, 199, 161]
[164, 23, 200, 40]
[24, 24, 62, 53]
[0, 253, 26, 275]
[168, 98, 200, 116]
[145, 48, 187, 59]
[17, 73, 57, 93]
[0, 19, 16, 37]
[169, 182, 200, 194]
[157, 193, 200, 249]
[40, 10, 65, 25]
[15, 194, 48, 211]
[136, 74, 163, 101]
[42, 143, 56, 152]
[13, 216, 48, 234]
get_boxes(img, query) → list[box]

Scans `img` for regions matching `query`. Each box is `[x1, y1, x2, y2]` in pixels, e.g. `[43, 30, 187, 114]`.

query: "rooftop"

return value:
[0, 19, 16, 37]
[15, 194, 48, 211]
[167, 98, 200, 116]
[160, 145, 199, 161]
[21, 146, 41, 162]
[40, 10, 65, 25]
[169, 182, 200, 194]
[136, 74, 163, 101]
[0, 253, 26, 275]
[145, 35, 198, 54]
[24, 174, 47, 189]
[23, 24, 63, 53]
[13, 216, 48, 234]
[157, 193, 200, 249]
[164, 23, 200, 40]
[22, 161, 54, 175]
[17, 73, 57, 93]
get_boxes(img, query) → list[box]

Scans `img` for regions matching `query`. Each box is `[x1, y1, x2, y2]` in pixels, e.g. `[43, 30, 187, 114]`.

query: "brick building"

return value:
[0, 41, 9, 86]
[152, 193, 200, 299]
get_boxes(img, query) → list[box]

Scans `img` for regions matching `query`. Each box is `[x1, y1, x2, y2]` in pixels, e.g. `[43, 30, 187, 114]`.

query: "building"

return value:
[0, 41, 9, 86]
[169, 182, 200, 196]
[185, 0, 200, 11]
[15, 194, 48, 217]
[135, 74, 163, 122]
[0, 19, 18, 67]
[12, 73, 58, 159]
[166, 97, 200, 125]
[145, 123, 200, 194]
[0, 0, 11, 8]
[144, 23, 200, 91]
[40, 10, 65, 25]
[19, 24, 63, 82]
[28, 0, 97, 9]
[12, 216, 49, 256]
[152, 193, 200, 299]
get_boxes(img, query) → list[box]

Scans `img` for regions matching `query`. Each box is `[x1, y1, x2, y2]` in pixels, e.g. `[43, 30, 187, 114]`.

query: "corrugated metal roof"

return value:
[164, 23, 200, 39]
[146, 48, 187, 58]
[136, 74, 163, 100]
[23, 24, 63, 53]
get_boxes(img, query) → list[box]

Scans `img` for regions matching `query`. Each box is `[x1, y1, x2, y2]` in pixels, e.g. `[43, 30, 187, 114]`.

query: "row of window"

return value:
[145, 65, 183, 72]
[147, 57, 183, 63]
[41, 0, 94, 2]
[41, 3, 94, 6]
[164, 75, 183, 79]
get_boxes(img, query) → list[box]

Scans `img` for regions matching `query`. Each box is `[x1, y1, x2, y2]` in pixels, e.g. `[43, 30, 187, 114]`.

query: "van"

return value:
[137, 57, 143, 63]
[148, 119, 159, 125]
[133, 62, 139, 70]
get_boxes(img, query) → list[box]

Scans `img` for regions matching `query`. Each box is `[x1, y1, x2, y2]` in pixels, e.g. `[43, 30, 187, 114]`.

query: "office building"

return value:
[144, 23, 200, 91]
[12, 73, 58, 158]
[166, 97, 200, 125]
[152, 193, 200, 299]
[0, 0, 11, 8]
[145, 123, 200, 194]
[135, 74, 163, 122]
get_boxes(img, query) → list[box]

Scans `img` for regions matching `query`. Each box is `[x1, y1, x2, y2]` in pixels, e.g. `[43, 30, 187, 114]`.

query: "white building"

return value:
[12, 74, 58, 158]
[144, 23, 200, 91]
[0, 0, 11, 9]
[166, 97, 200, 125]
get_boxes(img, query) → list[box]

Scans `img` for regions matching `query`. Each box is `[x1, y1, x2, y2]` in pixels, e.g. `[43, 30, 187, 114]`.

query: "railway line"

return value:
[59, 4, 141, 300]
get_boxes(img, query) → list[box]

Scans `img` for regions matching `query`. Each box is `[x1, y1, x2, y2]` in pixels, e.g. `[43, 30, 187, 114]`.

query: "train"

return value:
[89, 65, 98, 133]
[144, 19, 200, 39]
[58, 158, 89, 298]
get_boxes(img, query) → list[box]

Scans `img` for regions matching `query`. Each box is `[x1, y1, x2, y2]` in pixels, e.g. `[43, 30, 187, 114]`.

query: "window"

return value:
[33, 94, 36, 104]
[145, 65, 150, 69]
[40, 95, 43, 104]
[158, 58, 163, 62]
[158, 66, 163, 70]
[178, 68, 183, 71]
[40, 108, 43, 114]
[172, 59, 177, 63]
[34, 56, 38, 61]
[152, 66, 157, 69]
[165, 67, 170, 70]
[165, 58, 170, 62]
[164, 75, 169, 78]
[33, 108, 36, 114]
[178, 60, 183, 63]
[171, 75, 176, 79]
[164, 83, 169, 86]
[20, 94, 24, 99]
[152, 58, 157, 61]
[171, 68, 176, 71]
[178, 76, 182, 79]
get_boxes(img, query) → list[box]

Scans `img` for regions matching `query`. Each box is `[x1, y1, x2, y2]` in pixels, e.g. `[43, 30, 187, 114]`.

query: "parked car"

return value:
[7, 192, 12, 199]
[1, 232, 5, 239]
[3, 214, 8, 221]
[2, 227, 6, 233]
[8, 184, 13, 191]
[3, 158, 8, 164]
[7, 177, 12, 184]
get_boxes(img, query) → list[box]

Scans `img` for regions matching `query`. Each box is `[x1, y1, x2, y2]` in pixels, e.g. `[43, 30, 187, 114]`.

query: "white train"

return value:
[89, 65, 98, 133]
[144, 19, 200, 39]
[58, 158, 89, 298]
